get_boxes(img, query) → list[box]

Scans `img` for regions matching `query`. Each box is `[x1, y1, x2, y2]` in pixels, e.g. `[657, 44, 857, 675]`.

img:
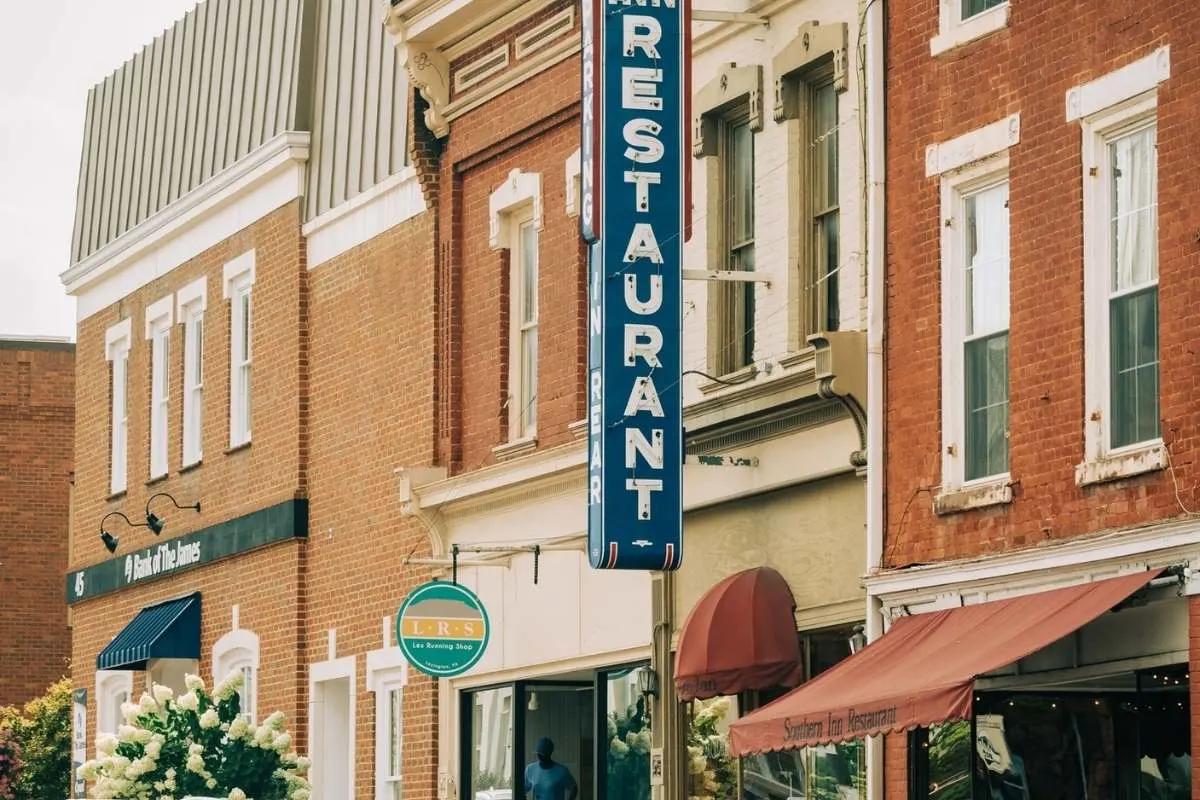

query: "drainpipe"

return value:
[863, 0, 887, 798]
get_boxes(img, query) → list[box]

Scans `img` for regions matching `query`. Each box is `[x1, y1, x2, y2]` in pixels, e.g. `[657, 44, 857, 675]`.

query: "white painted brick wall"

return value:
[681, 0, 866, 403]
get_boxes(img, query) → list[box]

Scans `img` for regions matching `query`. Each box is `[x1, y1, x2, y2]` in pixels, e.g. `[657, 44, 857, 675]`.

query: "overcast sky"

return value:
[0, 1, 200, 340]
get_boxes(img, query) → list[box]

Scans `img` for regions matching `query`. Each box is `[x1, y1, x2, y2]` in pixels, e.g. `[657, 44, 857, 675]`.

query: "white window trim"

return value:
[1065, 46, 1170, 123]
[929, 116, 1019, 513]
[105, 319, 132, 495]
[489, 169, 543, 450]
[94, 669, 134, 740]
[309, 654, 357, 800]
[223, 250, 256, 449]
[565, 149, 581, 217]
[931, 0, 1009, 57]
[1075, 89, 1165, 486]
[145, 296, 174, 479]
[368, 647, 409, 800]
[213, 627, 260, 724]
[177, 277, 208, 467]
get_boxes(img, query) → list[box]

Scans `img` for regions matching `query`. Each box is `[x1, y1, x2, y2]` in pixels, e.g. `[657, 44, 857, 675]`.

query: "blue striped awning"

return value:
[96, 593, 201, 671]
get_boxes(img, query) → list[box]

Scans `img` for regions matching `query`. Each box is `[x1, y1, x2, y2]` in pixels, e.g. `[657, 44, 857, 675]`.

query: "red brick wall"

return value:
[884, 2, 1200, 570]
[0, 341, 74, 706]
[436, 54, 587, 474]
[306, 208, 439, 797]
[70, 200, 309, 749]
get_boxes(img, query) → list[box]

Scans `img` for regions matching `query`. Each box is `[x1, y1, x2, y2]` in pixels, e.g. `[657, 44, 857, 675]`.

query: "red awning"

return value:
[727, 569, 1160, 756]
[675, 567, 803, 702]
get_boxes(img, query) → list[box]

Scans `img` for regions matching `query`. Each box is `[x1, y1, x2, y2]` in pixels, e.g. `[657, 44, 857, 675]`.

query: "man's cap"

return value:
[535, 737, 555, 757]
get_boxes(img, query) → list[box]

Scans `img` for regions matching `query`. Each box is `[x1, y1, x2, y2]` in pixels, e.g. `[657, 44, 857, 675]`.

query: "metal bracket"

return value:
[407, 540, 579, 586]
[682, 269, 771, 286]
[692, 10, 770, 26]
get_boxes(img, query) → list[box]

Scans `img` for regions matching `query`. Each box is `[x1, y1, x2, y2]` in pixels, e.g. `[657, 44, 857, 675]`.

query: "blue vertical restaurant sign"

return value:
[583, 0, 691, 570]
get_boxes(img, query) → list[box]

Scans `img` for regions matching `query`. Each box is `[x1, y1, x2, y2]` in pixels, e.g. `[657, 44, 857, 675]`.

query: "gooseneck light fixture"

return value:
[98, 511, 152, 554]
[145, 492, 201, 535]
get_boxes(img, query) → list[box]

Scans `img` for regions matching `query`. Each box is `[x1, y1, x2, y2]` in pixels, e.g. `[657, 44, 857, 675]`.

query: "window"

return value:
[145, 295, 173, 479]
[223, 251, 255, 448]
[1072, 48, 1170, 484]
[511, 216, 539, 440]
[719, 111, 756, 373]
[368, 646, 408, 800]
[487, 168, 543, 451]
[105, 319, 132, 496]
[810, 80, 840, 334]
[930, 116, 1019, 509]
[931, 0, 1009, 56]
[95, 670, 133, 738]
[310, 655, 356, 799]
[213, 628, 259, 724]
[177, 277, 207, 467]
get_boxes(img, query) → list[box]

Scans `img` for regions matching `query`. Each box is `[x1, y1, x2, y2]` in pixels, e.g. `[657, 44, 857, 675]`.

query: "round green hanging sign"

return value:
[396, 580, 491, 677]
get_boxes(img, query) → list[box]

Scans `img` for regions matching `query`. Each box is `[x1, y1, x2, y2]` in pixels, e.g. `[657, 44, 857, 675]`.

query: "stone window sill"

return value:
[930, 4, 1009, 57]
[696, 363, 760, 396]
[179, 459, 203, 475]
[567, 419, 588, 440]
[224, 440, 252, 456]
[933, 477, 1013, 516]
[145, 473, 169, 488]
[492, 436, 537, 461]
[1075, 442, 1167, 487]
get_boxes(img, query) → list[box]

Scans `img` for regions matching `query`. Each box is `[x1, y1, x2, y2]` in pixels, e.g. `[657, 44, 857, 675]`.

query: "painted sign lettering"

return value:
[586, 0, 690, 571]
[396, 581, 491, 678]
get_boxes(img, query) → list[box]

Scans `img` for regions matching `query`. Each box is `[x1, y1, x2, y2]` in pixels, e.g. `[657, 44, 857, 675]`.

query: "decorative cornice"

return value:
[693, 62, 764, 158]
[773, 21, 849, 124]
[398, 41, 451, 137]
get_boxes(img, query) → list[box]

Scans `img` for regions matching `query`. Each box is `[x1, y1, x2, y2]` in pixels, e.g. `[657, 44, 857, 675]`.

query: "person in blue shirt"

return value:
[525, 738, 579, 800]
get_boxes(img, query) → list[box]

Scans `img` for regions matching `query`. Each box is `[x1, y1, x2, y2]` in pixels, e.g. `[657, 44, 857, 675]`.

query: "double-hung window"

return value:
[105, 319, 132, 496]
[511, 215, 539, 440]
[811, 80, 840, 333]
[1072, 47, 1169, 484]
[368, 645, 408, 800]
[932, 0, 1010, 56]
[721, 111, 756, 373]
[930, 114, 1019, 509]
[146, 296, 173, 479]
[223, 251, 255, 449]
[177, 278, 207, 467]
[213, 627, 259, 724]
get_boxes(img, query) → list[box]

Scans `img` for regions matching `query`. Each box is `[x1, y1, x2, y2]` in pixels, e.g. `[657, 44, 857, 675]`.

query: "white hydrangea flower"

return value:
[293, 788, 310, 800]
[79, 759, 100, 780]
[176, 691, 200, 712]
[295, 755, 311, 774]
[200, 708, 221, 729]
[207, 777, 218, 789]
[228, 716, 250, 739]
[133, 727, 154, 744]
[186, 752, 207, 774]
[137, 693, 158, 715]
[145, 738, 162, 759]
[117, 724, 138, 741]
[273, 731, 292, 752]
[96, 733, 119, 755]
[214, 670, 245, 701]
[120, 701, 140, 723]
[185, 673, 205, 692]
[152, 684, 174, 705]
[228, 788, 248, 800]
[189, 742, 205, 756]
[264, 710, 286, 730]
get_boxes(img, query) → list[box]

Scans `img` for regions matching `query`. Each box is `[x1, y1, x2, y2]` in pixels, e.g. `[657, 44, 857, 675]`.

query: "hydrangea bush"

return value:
[79, 672, 310, 800]
[686, 696, 735, 800]
[0, 724, 21, 800]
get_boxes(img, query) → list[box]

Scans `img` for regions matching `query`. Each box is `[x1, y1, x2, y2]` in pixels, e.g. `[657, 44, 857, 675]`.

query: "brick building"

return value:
[383, 2, 872, 800]
[60, 1, 439, 798]
[0, 336, 74, 708]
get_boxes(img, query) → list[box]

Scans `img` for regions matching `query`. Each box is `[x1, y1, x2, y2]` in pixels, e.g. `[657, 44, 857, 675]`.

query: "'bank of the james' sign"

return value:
[584, 0, 691, 571]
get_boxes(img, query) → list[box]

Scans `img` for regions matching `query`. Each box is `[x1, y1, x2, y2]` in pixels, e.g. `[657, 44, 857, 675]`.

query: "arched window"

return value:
[95, 670, 134, 738]
[213, 628, 260, 723]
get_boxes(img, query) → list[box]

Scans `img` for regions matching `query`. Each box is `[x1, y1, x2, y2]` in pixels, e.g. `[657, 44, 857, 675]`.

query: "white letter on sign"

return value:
[625, 273, 663, 315]
[623, 15, 662, 58]
[623, 223, 664, 263]
[626, 428, 665, 469]
[624, 324, 663, 367]
[624, 170, 662, 212]
[626, 478, 664, 520]
[624, 376, 665, 417]
[623, 67, 663, 111]
[623, 119, 664, 163]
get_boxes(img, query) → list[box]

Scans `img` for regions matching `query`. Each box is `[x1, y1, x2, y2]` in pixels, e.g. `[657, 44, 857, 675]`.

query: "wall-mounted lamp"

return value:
[636, 666, 659, 700]
[848, 624, 868, 654]
[527, 691, 539, 712]
[99, 511, 152, 554]
[145, 492, 201, 535]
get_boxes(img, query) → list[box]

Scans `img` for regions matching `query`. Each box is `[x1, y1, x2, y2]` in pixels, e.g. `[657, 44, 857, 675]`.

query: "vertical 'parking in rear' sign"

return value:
[583, 0, 690, 571]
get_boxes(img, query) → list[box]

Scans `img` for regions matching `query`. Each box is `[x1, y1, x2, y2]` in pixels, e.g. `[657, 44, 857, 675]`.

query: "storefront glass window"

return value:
[926, 722, 971, 799]
[604, 668, 651, 800]
[470, 687, 515, 800]
[524, 684, 594, 800]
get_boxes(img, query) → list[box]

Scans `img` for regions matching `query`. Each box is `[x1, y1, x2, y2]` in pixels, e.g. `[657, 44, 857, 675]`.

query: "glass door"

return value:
[598, 664, 651, 800]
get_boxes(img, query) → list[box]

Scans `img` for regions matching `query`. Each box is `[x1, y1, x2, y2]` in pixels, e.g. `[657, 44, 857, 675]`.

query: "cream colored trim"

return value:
[930, 2, 1008, 57]
[104, 318, 132, 358]
[303, 167, 425, 269]
[175, 277, 208, 317]
[1075, 442, 1167, 486]
[488, 169, 543, 250]
[453, 45, 510, 93]
[1066, 45, 1170, 122]
[62, 132, 310, 320]
[144, 295, 174, 339]
[925, 114, 1020, 177]
[449, 645, 652, 690]
[443, 0, 557, 59]
[222, 250, 257, 297]
[515, 7, 575, 59]
[443, 36, 579, 123]
[565, 148, 581, 217]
